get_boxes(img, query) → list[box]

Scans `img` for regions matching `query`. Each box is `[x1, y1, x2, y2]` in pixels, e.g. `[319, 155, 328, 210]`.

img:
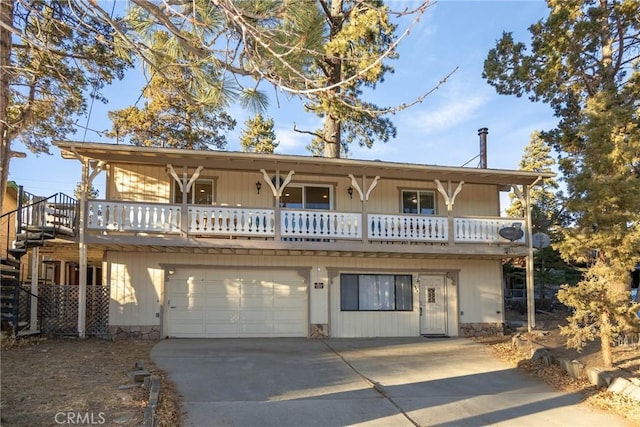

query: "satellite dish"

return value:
[532, 232, 551, 249]
[499, 222, 524, 241]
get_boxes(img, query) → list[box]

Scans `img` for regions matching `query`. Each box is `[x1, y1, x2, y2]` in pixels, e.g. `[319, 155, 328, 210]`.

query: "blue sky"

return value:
[9, 0, 557, 198]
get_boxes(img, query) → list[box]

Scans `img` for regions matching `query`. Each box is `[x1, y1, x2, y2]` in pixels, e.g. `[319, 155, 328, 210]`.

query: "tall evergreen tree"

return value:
[240, 114, 278, 154]
[0, 0, 131, 212]
[506, 131, 560, 233]
[506, 131, 567, 308]
[100, 0, 436, 158]
[107, 31, 235, 149]
[484, 0, 640, 367]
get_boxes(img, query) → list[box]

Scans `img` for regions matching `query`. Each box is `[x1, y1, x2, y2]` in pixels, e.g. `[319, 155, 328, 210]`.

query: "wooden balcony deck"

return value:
[86, 200, 526, 246]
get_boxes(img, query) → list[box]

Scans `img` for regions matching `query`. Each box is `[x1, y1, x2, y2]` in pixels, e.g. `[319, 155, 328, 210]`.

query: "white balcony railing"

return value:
[87, 201, 181, 233]
[281, 210, 362, 239]
[454, 218, 525, 243]
[368, 214, 448, 242]
[187, 206, 275, 236]
[86, 200, 526, 245]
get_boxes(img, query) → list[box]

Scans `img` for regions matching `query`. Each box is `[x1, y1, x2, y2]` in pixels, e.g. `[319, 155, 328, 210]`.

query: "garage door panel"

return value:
[170, 310, 204, 322]
[241, 310, 274, 321]
[273, 324, 305, 335]
[204, 323, 237, 334]
[211, 284, 240, 295]
[239, 323, 273, 334]
[242, 285, 273, 296]
[239, 271, 270, 281]
[273, 309, 304, 321]
[204, 295, 239, 305]
[167, 269, 307, 338]
[241, 297, 273, 309]
[204, 310, 240, 322]
[273, 295, 304, 307]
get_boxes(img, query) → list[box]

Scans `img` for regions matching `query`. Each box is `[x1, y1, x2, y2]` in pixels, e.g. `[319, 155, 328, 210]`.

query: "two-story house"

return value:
[18, 140, 550, 340]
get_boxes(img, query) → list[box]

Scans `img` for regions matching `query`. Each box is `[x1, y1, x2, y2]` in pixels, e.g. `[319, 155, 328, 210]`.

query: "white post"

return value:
[29, 246, 39, 332]
[78, 160, 88, 338]
[525, 184, 536, 332]
[60, 260, 66, 285]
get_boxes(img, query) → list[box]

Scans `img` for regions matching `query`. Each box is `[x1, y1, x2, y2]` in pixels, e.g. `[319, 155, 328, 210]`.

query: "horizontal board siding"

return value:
[457, 260, 503, 323]
[106, 252, 501, 336]
[110, 164, 170, 202]
[453, 184, 500, 217]
[105, 165, 499, 217]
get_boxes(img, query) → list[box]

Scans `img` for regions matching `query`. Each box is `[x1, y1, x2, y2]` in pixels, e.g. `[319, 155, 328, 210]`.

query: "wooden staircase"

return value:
[1, 189, 77, 337]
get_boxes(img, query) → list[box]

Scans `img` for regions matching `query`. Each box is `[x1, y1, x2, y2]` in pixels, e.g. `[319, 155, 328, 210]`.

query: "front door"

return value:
[420, 274, 447, 335]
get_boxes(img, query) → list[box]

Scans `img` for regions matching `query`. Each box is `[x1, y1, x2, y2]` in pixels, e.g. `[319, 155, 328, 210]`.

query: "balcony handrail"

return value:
[187, 206, 275, 236]
[86, 199, 527, 245]
[281, 209, 361, 239]
[454, 216, 526, 243]
[368, 213, 448, 242]
[87, 200, 181, 233]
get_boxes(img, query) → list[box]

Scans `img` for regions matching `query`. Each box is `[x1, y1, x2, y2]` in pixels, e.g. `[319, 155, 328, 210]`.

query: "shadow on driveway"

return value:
[151, 338, 631, 427]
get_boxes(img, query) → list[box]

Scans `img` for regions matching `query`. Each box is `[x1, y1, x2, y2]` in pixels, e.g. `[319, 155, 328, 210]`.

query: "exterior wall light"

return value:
[256, 181, 262, 194]
[347, 186, 353, 199]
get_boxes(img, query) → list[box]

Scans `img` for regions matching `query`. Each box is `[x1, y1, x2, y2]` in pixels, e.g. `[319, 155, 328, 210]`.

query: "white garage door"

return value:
[166, 269, 307, 338]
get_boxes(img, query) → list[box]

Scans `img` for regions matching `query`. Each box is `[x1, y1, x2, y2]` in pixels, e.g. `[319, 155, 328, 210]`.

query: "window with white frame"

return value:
[402, 190, 435, 214]
[281, 185, 331, 210]
[340, 274, 413, 311]
[174, 179, 214, 204]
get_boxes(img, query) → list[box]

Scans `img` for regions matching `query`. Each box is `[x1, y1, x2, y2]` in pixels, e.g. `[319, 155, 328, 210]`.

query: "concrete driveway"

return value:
[151, 338, 631, 427]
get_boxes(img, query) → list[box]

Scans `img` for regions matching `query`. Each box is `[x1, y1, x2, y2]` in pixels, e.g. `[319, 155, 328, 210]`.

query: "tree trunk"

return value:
[323, 115, 341, 158]
[600, 310, 613, 369]
[322, 0, 343, 159]
[0, 0, 14, 214]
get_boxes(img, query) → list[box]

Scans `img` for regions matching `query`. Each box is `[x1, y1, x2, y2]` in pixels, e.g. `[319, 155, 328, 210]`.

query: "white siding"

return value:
[106, 252, 501, 337]
[105, 165, 500, 218]
[457, 259, 503, 323]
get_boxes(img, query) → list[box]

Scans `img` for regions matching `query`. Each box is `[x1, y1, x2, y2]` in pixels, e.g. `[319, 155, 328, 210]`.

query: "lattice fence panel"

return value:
[17, 285, 32, 325]
[86, 285, 110, 336]
[39, 285, 109, 337]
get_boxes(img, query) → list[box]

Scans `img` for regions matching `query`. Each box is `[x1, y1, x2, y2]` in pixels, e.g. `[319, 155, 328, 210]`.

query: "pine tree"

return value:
[106, 32, 235, 150]
[484, 0, 640, 367]
[506, 131, 560, 233]
[0, 0, 131, 212]
[103, 0, 436, 158]
[240, 114, 278, 154]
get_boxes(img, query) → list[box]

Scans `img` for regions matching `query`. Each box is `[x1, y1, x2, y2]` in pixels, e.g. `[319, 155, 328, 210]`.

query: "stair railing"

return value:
[1, 188, 78, 256]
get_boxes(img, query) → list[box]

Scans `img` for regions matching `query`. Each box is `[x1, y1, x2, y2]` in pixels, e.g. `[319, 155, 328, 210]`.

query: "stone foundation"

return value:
[309, 324, 329, 339]
[459, 322, 504, 338]
[109, 326, 161, 340]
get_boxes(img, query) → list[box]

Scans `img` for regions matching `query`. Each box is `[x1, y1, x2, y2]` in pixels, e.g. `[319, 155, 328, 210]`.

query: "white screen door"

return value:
[420, 274, 447, 335]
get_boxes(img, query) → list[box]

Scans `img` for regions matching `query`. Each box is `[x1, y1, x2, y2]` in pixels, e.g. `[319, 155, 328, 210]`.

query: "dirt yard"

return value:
[0, 335, 181, 427]
[1, 317, 638, 427]
[479, 310, 640, 425]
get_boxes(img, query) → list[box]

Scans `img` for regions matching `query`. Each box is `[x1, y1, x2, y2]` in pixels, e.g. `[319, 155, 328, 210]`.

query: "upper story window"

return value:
[174, 179, 214, 204]
[281, 185, 331, 210]
[402, 190, 435, 214]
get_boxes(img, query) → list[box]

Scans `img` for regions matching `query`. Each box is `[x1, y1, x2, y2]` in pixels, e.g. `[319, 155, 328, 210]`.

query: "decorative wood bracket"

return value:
[434, 180, 464, 211]
[260, 169, 295, 197]
[88, 160, 106, 186]
[185, 166, 203, 193]
[167, 164, 203, 193]
[348, 174, 380, 201]
[348, 174, 364, 201]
